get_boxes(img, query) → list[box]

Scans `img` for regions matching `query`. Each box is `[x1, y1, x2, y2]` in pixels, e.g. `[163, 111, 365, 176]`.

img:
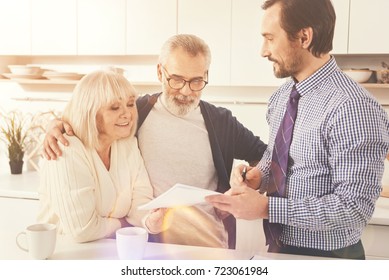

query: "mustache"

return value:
[268, 57, 278, 63]
[174, 95, 196, 102]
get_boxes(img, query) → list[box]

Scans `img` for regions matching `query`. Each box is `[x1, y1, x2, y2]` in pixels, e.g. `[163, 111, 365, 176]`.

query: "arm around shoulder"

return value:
[42, 118, 74, 160]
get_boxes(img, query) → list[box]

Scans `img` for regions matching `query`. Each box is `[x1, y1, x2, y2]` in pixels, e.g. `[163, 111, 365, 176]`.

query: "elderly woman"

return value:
[38, 70, 165, 242]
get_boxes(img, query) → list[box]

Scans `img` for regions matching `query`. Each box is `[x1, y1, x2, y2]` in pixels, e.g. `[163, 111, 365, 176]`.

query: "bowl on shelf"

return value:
[342, 69, 372, 83]
[42, 71, 84, 81]
[376, 69, 389, 84]
[8, 65, 41, 75]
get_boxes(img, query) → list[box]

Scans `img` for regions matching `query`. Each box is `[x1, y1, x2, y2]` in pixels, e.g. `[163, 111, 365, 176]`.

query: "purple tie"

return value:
[264, 85, 300, 246]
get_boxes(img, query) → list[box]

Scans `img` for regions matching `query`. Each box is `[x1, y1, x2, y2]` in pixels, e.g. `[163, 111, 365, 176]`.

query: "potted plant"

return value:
[0, 110, 30, 174]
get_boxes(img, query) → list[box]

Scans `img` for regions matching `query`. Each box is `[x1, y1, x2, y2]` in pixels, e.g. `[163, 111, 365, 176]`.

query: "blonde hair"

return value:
[62, 70, 138, 149]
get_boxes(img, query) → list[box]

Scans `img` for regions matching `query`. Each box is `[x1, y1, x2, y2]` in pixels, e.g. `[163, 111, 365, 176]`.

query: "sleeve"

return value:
[227, 111, 267, 164]
[125, 139, 154, 228]
[257, 87, 287, 191]
[40, 137, 121, 243]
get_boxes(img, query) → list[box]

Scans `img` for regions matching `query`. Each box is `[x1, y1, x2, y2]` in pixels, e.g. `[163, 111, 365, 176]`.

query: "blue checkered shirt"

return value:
[258, 57, 389, 250]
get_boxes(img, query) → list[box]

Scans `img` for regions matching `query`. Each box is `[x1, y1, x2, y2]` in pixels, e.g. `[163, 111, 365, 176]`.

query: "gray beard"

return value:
[163, 93, 200, 116]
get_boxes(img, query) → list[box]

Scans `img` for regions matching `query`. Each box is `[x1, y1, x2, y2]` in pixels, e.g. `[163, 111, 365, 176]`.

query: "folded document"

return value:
[138, 183, 219, 210]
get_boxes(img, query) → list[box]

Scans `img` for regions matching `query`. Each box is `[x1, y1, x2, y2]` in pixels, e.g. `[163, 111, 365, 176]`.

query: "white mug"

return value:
[16, 223, 57, 260]
[116, 227, 148, 260]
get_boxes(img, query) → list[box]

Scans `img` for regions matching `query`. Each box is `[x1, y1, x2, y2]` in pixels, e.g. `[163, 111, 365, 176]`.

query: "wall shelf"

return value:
[1, 78, 388, 90]
[0, 78, 159, 86]
[0, 78, 78, 85]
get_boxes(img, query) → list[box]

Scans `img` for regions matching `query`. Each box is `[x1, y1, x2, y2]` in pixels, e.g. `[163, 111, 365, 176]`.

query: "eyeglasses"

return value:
[161, 65, 208, 91]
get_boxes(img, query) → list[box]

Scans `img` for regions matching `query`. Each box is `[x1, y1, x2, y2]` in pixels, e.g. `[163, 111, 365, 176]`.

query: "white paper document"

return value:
[138, 183, 220, 210]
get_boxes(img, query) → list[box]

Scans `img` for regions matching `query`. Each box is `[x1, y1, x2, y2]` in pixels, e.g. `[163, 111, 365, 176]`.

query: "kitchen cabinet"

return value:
[321, 0, 389, 55]
[177, 0, 282, 86]
[31, 0, 77, 55]
[126, 0, 176, 55]
[0, 170, 40, 232]
[177, 0, 232, 85]
[0, 0, 31, 55]
[203, 87, 270, 140]
[78, 0, 126, 55]
[230, 0, 351, 85]
[348, 0, 389, 54]
[362, 224, 389, 259]
[230, 0, 282, 86]
[223, 102, 269, 141]
[236, 219, 266, 254]
[331, 0, 350, 54]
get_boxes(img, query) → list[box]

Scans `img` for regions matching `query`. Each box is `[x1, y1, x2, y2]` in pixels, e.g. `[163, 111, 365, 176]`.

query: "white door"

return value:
[126, 0, 176, 55]
[331, 0, 350, 54]
[78, 0, 126, 55]
[31, 0, 77, 55]
[178, 0, 232, 86]
[348, 0, 389, 54]
[0, 0, 31, 55]
[231, 0, 282, 86]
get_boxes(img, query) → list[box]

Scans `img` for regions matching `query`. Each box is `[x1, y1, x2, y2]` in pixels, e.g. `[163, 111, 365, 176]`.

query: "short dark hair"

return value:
[262, 0, 336, 57]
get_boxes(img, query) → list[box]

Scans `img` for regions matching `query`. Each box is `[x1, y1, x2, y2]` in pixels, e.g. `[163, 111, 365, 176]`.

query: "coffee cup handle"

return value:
[16, 232, 28, 253]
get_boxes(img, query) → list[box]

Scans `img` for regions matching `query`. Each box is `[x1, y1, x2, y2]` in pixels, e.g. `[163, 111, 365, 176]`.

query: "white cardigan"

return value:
[37, 135, 153, 242]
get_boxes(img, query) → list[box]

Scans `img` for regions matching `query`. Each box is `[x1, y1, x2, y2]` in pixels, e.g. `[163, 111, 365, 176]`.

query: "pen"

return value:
[241, 166, 247, 181]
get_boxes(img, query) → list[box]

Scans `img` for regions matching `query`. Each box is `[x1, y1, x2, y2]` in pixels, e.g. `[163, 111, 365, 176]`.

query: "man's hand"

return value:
[205, 185, 269, 220]
[145, 208, 171, 234]
[230, 164, 262, 190]
[43, 119, 74, 160]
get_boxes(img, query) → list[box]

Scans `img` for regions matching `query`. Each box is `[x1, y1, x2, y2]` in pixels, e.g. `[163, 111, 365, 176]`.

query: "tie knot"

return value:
[290, 86, 300, 101]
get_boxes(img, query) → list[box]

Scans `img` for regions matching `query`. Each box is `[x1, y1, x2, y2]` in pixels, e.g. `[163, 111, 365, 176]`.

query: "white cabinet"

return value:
[230, 0, 351, 85]
[126, 0, 176, 55]
[231, 0, 282, 86]
[177, 0, 232, 85]
[362, 224, 389, 259]
[0, 0, 31, 55]
[348, 0, 389, 54]
[236, 219, 266, 254]
[31, 0, 77, 55]
[215, 101, 269, 141]
[178, 0, 284, 86]
[331, 0, 350, 54]
[78, 0, 126, 55]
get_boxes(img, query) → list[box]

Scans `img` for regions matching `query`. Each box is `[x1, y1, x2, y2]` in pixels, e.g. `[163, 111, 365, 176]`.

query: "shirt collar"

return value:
[293, 56, 338, 96]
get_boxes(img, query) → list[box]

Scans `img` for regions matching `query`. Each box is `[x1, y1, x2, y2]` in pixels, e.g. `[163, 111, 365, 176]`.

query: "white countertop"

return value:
[0, 171, 39, 199]
[0, 171, 388, 225]
[0, 230, 332, 260]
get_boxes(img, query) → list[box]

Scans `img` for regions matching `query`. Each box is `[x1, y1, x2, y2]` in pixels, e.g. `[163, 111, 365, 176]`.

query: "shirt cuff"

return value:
[268, 196, 288, 225]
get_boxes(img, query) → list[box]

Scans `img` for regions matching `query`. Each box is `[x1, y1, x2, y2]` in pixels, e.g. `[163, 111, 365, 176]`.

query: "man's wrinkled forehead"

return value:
[164, 49, 208, 79]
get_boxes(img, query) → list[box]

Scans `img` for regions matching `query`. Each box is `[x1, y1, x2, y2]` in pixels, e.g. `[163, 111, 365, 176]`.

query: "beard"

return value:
[271, 49, 303, 79]
[162, 88, 201, 116]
